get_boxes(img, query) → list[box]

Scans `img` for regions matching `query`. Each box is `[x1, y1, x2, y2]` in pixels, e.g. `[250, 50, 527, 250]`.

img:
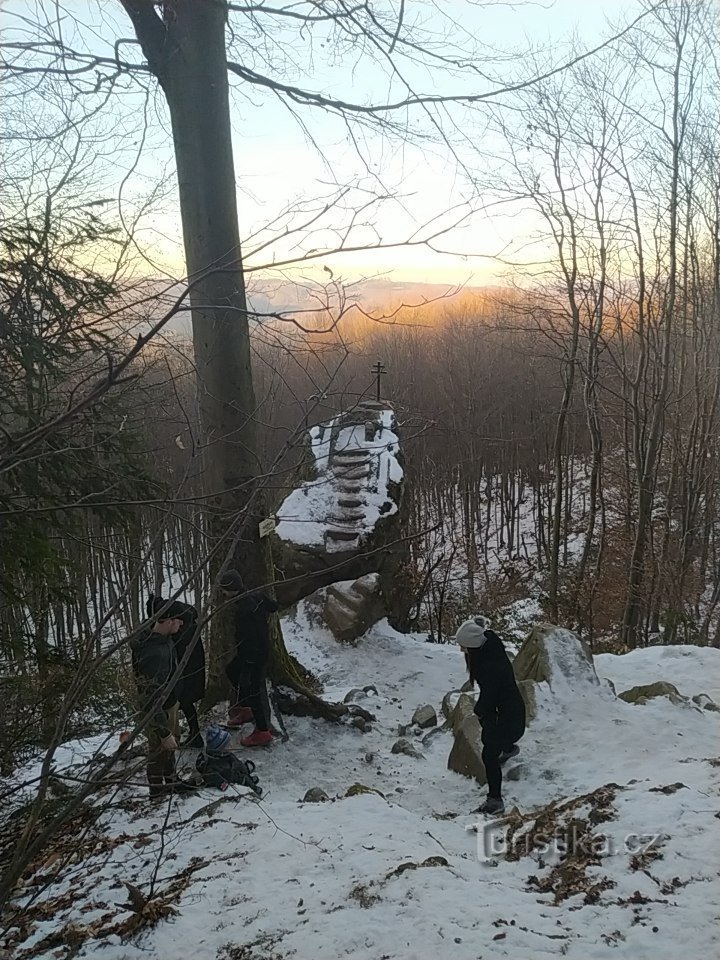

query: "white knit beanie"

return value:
[452, 616, 491, 648]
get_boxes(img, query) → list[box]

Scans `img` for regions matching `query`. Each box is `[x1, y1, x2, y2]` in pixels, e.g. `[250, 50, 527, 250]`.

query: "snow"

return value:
[5, 620, 720, 960]
[276, 409, 403, 549]
[596, 645, 720, 703]
[309, 420, 335, 473]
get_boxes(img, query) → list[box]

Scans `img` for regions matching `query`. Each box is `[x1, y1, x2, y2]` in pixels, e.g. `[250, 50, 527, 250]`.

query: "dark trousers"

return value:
[232, 664, 270, 731]
[179, 698, 201, 739]
[481, 714, 524, 799]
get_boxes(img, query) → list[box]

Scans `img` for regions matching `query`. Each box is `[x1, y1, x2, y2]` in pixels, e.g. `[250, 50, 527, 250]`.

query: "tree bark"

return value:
[120, 0, 287, 701]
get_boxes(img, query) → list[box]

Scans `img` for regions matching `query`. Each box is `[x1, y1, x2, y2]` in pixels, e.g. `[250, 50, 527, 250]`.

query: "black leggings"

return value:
[481, 719, 522, 799]
[233, 665, 270, 731]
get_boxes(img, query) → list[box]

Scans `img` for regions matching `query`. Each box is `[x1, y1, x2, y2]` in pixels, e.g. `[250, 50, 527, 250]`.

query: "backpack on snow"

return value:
[196, 751, 262, 797]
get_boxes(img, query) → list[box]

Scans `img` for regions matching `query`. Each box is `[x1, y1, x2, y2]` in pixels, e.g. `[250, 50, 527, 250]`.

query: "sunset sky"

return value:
[5, 0, 642, 288]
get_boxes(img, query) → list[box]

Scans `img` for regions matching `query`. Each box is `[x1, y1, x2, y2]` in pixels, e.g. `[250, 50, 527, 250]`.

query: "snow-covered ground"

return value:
[4, 613, 720, 960]
[596, 645, 720, 704]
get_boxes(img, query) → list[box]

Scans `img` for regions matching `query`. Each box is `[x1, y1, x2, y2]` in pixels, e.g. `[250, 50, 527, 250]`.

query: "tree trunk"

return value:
[121, 0, 297, 702]
[620, 7, 688, 649]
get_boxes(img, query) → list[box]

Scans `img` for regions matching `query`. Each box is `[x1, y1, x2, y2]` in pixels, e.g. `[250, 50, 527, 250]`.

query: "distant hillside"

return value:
[130, 276, 510, 338]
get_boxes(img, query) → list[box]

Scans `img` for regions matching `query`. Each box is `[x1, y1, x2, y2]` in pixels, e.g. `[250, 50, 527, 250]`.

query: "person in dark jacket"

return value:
[453, 616, 526, 815]
[219, 568, 278, 747]
[146, 594, 206, 747]
[130, 609, 197, 798]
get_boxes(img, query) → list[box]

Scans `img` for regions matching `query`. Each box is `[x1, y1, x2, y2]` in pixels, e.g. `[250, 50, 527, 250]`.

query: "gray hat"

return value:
[218, 569, 245, 593]
[452, 616, 491, 648]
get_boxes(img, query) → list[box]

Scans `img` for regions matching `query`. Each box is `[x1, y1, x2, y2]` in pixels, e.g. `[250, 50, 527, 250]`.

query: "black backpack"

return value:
[196, 751, 262, 797]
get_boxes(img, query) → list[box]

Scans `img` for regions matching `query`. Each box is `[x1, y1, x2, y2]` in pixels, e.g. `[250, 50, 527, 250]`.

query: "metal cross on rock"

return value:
[371, 360, 387, 402]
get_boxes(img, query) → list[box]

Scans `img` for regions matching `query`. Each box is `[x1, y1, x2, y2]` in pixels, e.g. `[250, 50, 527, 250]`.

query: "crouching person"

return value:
[453, 616, 525, 815]
[131, 607, 197, 798]
[218, 569, 278, 747]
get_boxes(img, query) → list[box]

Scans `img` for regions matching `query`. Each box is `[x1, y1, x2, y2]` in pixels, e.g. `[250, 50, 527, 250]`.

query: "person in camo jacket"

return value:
[130, 604, 197, 798]
[145, 594, 206, 748]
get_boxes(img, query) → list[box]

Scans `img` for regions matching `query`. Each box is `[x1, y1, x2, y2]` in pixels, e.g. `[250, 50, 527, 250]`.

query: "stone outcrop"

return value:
[271, 403, 410, 626]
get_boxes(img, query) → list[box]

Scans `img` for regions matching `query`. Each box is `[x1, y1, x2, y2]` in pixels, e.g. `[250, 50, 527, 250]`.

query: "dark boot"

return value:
[181, 701, 202, 746]
[474, 796, 505, 816]
[499, 745, 520, 765]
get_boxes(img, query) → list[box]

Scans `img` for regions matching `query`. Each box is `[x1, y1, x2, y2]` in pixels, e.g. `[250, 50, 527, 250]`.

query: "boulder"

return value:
[391, 738, 424, 759]
[504, 762, 526, 782]
[441, 690, 462, 723]
[303, 787, 329, 803]
[618, 681, 688, 706]
[452, 693, 477, 734]
[516, 679, 537, 724]
[412, 704, 437, 729]
[323, 573, 386, 644]
[512, 623, 600, 691]
[350, 716, 372, 733]
[447, 713, 486, 785]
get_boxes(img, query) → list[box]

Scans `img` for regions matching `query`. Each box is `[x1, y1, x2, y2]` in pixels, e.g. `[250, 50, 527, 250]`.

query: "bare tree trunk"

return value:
[621, 6, 688, 648]
[121, 0, 295, 701]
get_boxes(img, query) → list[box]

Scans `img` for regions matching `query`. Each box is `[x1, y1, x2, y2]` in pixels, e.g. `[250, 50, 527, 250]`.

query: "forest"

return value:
[1, 2, 719, 956]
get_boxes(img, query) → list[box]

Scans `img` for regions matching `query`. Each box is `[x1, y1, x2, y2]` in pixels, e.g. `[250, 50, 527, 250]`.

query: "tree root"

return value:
[273, 679, 375, 723]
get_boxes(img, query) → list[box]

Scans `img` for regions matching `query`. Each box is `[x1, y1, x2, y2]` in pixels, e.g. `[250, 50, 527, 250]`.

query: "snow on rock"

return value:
[513, 622, 603, 694]
[4, 615, 720, 960]
[276, 405, 403, 553]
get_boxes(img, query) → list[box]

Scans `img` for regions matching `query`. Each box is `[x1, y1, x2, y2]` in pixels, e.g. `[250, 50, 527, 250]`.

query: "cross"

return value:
[371, 359, 387, 402]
